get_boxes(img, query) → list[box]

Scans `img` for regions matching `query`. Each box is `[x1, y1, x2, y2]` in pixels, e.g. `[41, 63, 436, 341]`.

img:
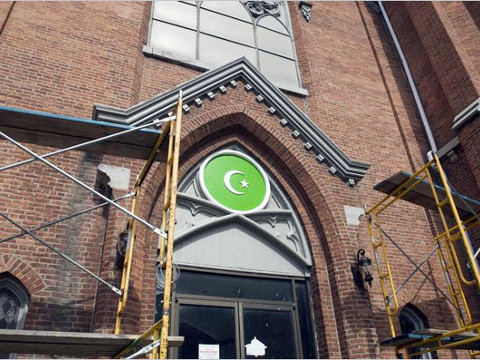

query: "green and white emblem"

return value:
[199, 150, 271, 214]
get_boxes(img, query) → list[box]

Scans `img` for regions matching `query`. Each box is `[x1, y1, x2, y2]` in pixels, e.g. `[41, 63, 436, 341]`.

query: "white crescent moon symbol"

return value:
[224, 170, 244, 195]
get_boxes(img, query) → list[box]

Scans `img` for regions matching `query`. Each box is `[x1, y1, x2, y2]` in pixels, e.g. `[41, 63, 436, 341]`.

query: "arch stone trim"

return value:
[93, 57, 370, 184]
[0, 255, 46, 295]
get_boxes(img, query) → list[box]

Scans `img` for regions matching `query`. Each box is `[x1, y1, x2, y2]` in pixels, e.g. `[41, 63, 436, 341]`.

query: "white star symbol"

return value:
[240, 179, 249, 188]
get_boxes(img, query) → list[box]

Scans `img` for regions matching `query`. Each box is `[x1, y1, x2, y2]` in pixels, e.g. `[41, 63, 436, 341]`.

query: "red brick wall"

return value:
[0, 2, 476, 359]
[386, 0, 480, 340]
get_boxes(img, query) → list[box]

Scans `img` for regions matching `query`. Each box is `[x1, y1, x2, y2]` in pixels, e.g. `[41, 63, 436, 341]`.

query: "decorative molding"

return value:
[453, 97, 480, 130]
[243, 1, 281, 18]
[298, 1, 312, 22]
[93, 58, 370, 184]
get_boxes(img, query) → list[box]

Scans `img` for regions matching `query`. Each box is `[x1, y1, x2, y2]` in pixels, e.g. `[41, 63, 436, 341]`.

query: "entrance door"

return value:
[177, 301, 238, 359]
[242, 306, 297, 359]
[168, 270, 316, 359]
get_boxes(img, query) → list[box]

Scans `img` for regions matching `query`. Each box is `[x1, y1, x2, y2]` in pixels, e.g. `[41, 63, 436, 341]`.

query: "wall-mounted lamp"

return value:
[116, 230, 129, 269]
[352, 249, 373, 290]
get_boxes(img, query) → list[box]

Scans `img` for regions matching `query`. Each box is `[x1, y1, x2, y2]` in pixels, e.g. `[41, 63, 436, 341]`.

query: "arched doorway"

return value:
[157, 146, 317, 358]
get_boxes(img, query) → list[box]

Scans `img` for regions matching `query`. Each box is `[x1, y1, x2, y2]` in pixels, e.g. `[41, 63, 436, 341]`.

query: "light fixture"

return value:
[116, 230, 129, 269]
[352, 249, 373, 290]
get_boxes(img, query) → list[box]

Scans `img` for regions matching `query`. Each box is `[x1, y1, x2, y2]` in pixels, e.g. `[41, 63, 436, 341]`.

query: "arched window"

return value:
[399, 304, 434, 359]
[0, 274, 29, 330]
[0, 274, 30, 358]
[147, 1, 302, 91]
[157, 146, 316, 359]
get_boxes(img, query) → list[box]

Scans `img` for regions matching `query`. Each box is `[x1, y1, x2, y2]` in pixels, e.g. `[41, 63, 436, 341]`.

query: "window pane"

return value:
[295, 282, 316, 358]
[257, 27, 294, 59]
[199, 9, 255, 47]
[199, 34, 256, 67]
[243, 309, 296, 359]
[150, 21, 196, 60]
[0, 288, 21, 329]
[153, 1, 197, 30]
[259, 51, 299, 88]
[257, 16, 289, 35]
[200, 2, 252, 22]
[178, 304, 236, 359]
[176, 271, 292, 302]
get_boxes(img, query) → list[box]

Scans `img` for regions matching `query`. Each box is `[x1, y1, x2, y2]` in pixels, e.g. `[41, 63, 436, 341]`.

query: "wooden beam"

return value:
[0, 329, 183, 357]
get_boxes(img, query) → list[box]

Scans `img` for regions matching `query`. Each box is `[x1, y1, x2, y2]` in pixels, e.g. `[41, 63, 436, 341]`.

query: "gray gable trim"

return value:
[93, 57, 370, 184]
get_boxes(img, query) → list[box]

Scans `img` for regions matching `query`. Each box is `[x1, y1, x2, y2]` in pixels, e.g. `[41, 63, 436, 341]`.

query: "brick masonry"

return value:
[0, 2, 479, 358]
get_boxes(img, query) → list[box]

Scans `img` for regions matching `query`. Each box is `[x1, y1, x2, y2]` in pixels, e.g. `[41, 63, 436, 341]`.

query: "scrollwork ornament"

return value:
[299, 1, 312, 22]
[243, 1, 281, 18]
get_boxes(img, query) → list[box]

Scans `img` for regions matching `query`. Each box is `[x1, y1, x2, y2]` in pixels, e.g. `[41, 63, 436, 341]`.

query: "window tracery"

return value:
[148, 1, 301, 89]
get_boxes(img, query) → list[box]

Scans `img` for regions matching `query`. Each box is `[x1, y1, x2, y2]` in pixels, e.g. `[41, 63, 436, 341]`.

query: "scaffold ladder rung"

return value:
[438, 198, 449, 207]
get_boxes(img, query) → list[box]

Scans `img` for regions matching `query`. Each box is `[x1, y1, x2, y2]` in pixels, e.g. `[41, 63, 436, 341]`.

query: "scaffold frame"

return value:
[0, 92, 184, 359]
[366, 154, 480, 358]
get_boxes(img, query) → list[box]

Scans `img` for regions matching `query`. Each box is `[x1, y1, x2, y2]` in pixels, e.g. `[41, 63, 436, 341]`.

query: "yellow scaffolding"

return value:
[115, 91, 183, 359]
[366, 154, 480, 358]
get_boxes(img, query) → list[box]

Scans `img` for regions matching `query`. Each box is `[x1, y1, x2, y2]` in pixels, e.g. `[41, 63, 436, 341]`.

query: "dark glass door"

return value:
[242, 308, 296, 359]
[171, 270, 316, 359]
[177, 303, 237, 359]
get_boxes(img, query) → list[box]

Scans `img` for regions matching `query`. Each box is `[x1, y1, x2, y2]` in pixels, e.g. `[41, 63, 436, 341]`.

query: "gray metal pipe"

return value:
[378, 1, 480, 277]
[377, 1, 438, 154]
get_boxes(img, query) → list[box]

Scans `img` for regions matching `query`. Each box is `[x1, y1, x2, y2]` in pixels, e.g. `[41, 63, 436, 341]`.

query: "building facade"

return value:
[0, 1, 479, 358]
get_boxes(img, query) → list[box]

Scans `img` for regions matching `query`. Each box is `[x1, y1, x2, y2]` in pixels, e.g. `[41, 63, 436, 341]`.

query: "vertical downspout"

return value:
[377, 1, 480, 280]
[377, 1, 438, 154]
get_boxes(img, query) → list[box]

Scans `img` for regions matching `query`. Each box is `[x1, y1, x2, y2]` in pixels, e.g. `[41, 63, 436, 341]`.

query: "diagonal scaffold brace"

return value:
[0, 192, 135, 245]
[0, 210, 124, 295]
[0, 114, 176, 296]
[0, 116, 174, 173]
[0, 130, 168, 239]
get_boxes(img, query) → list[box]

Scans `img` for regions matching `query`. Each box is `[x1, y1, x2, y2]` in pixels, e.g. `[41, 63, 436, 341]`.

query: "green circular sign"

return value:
[199, 150, 271, 214]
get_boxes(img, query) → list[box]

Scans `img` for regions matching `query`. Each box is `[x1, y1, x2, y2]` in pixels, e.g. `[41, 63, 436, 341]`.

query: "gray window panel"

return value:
[199, 34, 257, 67]
[277, 3, 290, 30]
[153, 1, 197, 31]
[200, 1, 252, 22]
[199, 9, 255, 47]
[257, 15, 288, 35]
[257, 27, 293, 59]
[150, 21, 197, 60]
[259, 51, 299, 88]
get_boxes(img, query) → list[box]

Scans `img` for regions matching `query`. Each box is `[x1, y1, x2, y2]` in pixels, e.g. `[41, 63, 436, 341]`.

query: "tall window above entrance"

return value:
[147, 1, 302, 90]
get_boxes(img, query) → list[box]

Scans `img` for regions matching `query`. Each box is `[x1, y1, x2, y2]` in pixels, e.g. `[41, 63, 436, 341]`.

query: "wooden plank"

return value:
[0, 330, 183, 357]
[380, 333, 426, 347]
[413, 328, 479, 338]
[381, 330, 480, 351]
[0, 107, 167, 159]
[374, 171, 480, 218]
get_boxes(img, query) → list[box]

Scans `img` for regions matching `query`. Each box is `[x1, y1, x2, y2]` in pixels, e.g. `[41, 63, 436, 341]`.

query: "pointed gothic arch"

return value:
[173, 144, 312, 276]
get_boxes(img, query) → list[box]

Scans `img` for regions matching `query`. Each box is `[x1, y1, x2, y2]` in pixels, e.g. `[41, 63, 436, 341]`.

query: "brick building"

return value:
[0, 1, 479, 358]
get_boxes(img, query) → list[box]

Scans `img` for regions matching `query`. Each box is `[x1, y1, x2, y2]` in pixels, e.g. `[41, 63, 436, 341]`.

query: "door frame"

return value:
[170, 270, 310, 359]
